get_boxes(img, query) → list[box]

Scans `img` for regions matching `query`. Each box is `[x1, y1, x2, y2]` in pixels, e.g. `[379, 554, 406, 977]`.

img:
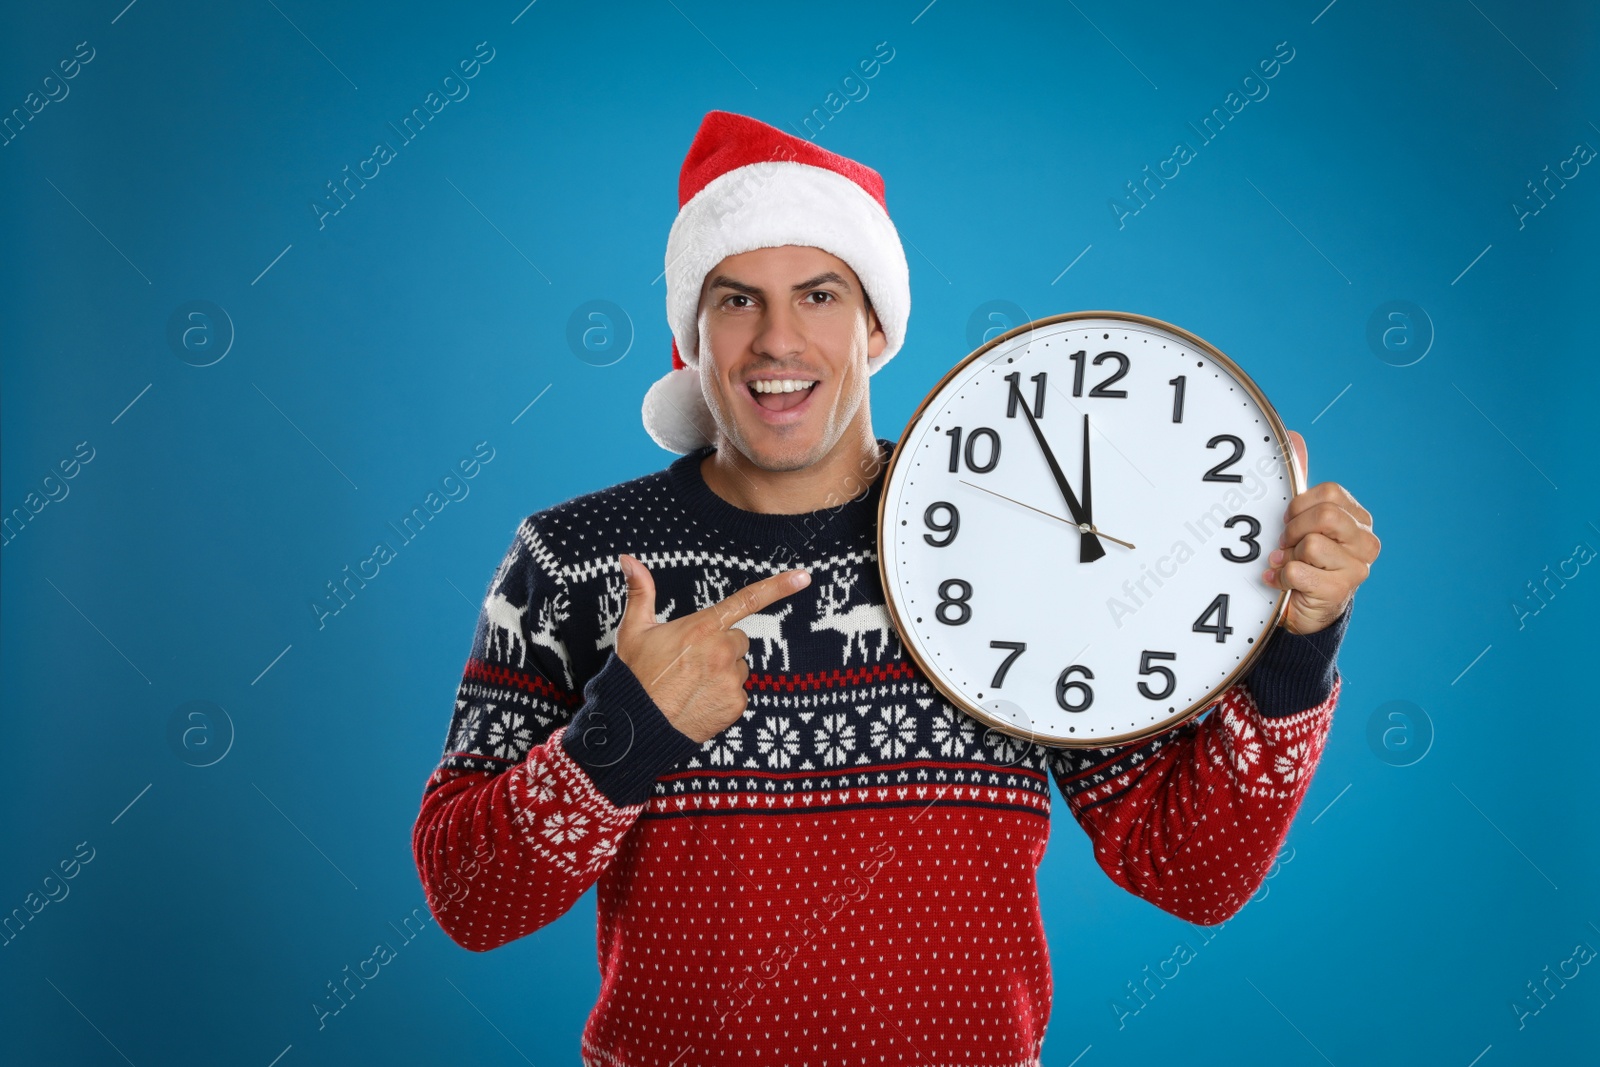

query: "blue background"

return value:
[3, 0, 1596, 1063]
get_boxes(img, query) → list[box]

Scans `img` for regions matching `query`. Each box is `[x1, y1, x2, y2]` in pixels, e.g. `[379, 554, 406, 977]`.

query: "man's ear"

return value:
[865, 299, 887, 362]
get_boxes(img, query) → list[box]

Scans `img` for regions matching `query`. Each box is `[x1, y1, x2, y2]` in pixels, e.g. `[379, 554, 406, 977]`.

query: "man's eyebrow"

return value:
[791, 271, 852, 292]
[706, 271, 854, 296]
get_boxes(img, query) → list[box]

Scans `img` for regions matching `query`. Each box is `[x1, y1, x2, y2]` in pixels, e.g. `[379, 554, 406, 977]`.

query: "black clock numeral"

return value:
[1067, 350, 1129, 398]
[1169, 375, 1186, 423]
[1221, 515, 1262, 563]
[1004, 371, 1046, 419]
[1067, 350, 1086, 396]
[1137, 651, 1177, 701]
[935, 578, 972, 625]
[945, 426, 1001, 473]
[1055, 664, 1094, 713]
[923, 502, 960, 547]
[1203, 434, 1245, 482]
[1089, 352, 1129, 397]
[988, 641, 1026, 688]
[1192, 594, 1234, 643]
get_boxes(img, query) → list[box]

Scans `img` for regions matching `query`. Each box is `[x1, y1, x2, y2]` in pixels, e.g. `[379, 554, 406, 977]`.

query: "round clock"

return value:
[877, 311, 1304, 748]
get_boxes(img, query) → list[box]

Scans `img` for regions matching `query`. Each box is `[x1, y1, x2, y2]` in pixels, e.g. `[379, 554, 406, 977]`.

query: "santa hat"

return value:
[641, 110, 912, 453]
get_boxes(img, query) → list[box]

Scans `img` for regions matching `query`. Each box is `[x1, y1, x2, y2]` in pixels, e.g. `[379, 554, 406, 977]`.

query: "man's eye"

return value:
[725, 294, 752, 308]
[806, 291, 835, 304]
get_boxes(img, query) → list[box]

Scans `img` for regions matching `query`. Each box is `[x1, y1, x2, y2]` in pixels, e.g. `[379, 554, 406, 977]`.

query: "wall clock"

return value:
[877, 311, 1304, 748]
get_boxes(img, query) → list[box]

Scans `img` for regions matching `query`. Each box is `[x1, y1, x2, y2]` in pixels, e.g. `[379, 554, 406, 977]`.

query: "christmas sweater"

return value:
[412, 438, 1348, 1067]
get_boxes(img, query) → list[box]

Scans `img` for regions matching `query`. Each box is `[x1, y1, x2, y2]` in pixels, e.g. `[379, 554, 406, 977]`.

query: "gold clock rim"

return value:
[875, 309, 1305, 750]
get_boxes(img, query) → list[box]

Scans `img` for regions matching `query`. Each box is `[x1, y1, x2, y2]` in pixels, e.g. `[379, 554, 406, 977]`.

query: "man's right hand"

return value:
[614, 553, 811, 744]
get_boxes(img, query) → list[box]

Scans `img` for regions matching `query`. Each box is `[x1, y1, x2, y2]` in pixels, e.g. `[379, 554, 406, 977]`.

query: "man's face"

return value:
[696, 244, 886, 472]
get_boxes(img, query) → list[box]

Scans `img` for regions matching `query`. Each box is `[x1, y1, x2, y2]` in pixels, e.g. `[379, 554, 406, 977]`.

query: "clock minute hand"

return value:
[1081, 412, 1093, 528]
[1074, 415, 1142, 548]
[1077, 414, 1137, 547]
[1017, 401, 1106, 563]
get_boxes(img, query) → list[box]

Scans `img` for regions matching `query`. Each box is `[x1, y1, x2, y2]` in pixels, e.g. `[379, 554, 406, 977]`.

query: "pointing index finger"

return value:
[706, 568, 812, 630]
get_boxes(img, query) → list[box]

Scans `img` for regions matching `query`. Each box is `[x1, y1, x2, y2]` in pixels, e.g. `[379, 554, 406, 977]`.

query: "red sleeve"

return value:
[412, 520, 700, 951]
[414, 723, 650, 951]
[1050, 678, 1337, 926]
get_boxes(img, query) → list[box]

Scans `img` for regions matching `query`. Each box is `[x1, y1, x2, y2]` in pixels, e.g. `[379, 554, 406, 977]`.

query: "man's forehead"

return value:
[701, 246, 861, 292]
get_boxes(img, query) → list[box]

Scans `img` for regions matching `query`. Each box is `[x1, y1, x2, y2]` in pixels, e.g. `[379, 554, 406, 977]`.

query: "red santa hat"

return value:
[641, 110, 912, 453]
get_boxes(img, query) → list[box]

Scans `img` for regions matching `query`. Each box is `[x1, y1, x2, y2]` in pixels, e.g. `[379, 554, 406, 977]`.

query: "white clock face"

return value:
[879, 313, 1299, 747]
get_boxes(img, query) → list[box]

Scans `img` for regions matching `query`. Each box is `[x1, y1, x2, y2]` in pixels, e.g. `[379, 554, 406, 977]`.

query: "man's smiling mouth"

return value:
[747, 378, 818, 412]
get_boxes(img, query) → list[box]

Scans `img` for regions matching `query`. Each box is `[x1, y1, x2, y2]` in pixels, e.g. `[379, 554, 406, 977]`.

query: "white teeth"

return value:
[749, 379, 817, 394]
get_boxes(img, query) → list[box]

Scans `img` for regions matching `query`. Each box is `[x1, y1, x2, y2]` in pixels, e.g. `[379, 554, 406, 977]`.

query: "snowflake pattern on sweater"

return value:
[412, 439, 1347, 1067]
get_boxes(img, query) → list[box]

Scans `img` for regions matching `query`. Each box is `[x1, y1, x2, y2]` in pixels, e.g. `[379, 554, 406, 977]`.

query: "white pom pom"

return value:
[641, 365, 717, 454]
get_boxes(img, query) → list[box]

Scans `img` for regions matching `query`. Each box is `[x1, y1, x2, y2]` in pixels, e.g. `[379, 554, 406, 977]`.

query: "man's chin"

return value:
[723, 420, 828, 473]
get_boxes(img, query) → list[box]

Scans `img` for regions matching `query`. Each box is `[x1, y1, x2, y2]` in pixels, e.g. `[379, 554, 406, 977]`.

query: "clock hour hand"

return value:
[1017, 401, 1106, 562]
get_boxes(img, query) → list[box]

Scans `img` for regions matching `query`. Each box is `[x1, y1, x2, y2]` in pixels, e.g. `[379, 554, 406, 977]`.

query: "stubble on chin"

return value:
[724, 421, 825, 473]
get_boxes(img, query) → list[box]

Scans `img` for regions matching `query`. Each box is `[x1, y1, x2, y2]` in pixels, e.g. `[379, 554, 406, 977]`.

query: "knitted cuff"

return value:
[560, 652, 704, 808]
[1243, 599, 1354, 718]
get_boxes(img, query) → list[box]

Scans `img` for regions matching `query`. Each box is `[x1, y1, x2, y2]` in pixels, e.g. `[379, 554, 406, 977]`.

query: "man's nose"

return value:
[752, 301, 805, 360]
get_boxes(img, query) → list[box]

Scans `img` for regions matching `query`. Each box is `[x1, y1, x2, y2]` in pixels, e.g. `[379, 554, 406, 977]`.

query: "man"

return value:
[412, 110, 1379, 1066]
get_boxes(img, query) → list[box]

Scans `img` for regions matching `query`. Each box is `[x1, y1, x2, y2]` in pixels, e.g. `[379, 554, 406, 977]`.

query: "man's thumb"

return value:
[1288, 429, 1309, 485]
[617, 553, 656, 633]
